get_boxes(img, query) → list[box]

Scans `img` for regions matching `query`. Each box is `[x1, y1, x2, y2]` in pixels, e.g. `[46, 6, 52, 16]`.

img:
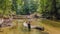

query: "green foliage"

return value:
[16, 0, 39, 15]
[0, 0, 60, 19]
[40, 0, 60, 19]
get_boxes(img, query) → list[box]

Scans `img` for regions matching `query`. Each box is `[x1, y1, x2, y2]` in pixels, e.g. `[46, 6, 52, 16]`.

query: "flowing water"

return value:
[0, 19, 60, 34]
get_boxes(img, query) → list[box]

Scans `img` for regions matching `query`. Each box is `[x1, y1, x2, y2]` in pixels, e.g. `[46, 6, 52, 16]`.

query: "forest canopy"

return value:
[0, 0, 60, 19]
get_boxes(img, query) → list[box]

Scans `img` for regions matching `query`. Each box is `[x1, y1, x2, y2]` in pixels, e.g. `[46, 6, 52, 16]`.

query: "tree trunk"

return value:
[52, 0, 58, 19]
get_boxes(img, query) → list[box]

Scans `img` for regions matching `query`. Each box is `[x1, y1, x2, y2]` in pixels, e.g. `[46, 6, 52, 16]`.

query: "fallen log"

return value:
[23, 22, 44, 31]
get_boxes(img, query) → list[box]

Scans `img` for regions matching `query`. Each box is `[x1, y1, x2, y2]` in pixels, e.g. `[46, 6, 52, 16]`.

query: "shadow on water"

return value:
[39, 31, 49, 34]
[36, 30, 49, 34]
[21, 27, 49, 34]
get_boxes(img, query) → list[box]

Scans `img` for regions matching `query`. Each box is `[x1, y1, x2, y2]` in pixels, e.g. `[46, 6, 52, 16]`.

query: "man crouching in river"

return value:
[27, 21, 31, 31]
